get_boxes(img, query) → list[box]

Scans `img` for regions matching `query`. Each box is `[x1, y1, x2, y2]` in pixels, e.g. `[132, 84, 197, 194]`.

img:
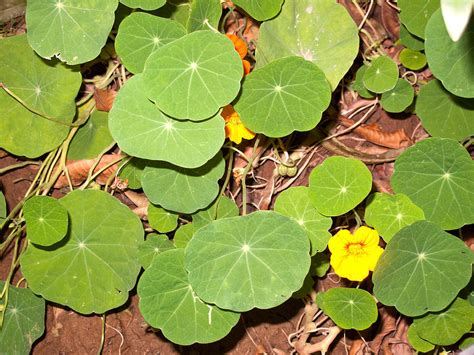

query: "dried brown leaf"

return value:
[94, 88, 117, 112]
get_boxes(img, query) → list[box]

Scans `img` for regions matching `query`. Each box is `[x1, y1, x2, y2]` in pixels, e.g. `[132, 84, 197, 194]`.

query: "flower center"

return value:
[346, 242, 366, 256]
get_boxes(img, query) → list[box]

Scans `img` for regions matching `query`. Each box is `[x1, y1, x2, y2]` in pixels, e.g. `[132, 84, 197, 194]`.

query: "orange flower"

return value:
[221, 105, 255, 144]
[226, 33, 251, 76]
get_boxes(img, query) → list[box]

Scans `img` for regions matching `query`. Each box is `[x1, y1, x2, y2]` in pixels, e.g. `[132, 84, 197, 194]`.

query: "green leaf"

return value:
[20, 190, 143, 314]
[143, 31, 243, 120]
[147, 204, 179, 233]
[68, 111, 114, 160]
[459, 337, 474, 350]
[425, 9, 474, 98]
[362, 56, 399, 94]
[235, 56, 331, 138]
[26, 0, 119, 65]
[138, 233, 175, 269]
[141, 152, 225, 214]
[398, 0, 440, 39]
[441, 0, 473, 41]
[407, 325, 436, 353]
[416, 80, 474, 141]
[310, 253, 330, 277]
[173, 223, 194, 248]
[138, 249, 240, 345]
[353, 65, 376, 99]
[232, 0, 284, 21]
[256, 0, 359, 90]
[109, 74, 225, 168]
[0, 282, 45, 355]
[316, 288, 378, 330]
[24, 196, 68, 246]
[292, 273, 314, 299]
[0, 35, 81, 158]
[0, 191, 6, 224]
[308, 156, 373, 216]
[118, 158, 146, 190]
[399, 24, 425, 51]
[399, 48, 427, 71]
[274, 186, 332, 255]
[412, 298, 474, 345]
[115, 12, 186, 74]
[185, 211, 311, 312]
[365, 193, 425, 243]
[192, 196, 239, 231]
[119, 0, 166, 10]
[187, 0, 222, 32]
[373, 221, 474, 317]
[391, 137, 474, 229]
[154, 0, 192, 28]
[380, 78, 415, 113]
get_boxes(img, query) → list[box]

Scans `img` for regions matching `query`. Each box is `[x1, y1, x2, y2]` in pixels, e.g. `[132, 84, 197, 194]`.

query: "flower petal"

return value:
[354, 226, 380, 247]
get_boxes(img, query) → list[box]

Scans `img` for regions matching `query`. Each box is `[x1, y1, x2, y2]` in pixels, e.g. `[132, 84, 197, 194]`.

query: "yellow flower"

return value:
[221, 105, 255, 144]
[328, 226, 384, 282]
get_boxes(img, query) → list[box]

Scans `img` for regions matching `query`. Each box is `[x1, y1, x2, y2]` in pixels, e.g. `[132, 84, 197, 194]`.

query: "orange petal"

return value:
[243, 59, 251, 76]
[225, 33, 248, 59]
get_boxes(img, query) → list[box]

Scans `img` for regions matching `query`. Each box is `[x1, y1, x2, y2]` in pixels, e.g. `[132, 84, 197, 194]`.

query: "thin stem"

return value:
[97, 314, 106, 355]
[0, 161, 41, 175]
[353, 209, 362, 228]
[241, 136, 261, 216]
[80, 155, 126, 190]
[219, 149, 235, 197]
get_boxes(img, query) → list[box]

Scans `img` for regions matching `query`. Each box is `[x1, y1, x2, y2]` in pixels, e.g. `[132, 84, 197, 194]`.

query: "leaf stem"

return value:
[0, 161, 41, 175]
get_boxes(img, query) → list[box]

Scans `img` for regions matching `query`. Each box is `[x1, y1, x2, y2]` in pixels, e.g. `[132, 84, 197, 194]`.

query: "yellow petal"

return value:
[365, 245, 384, 271]
[331, 254, 370, 281]
[354, 226, 380, 247]
[328, 229, 352, 255]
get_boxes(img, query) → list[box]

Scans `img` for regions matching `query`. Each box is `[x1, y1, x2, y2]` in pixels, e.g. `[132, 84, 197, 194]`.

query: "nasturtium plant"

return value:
[192, 196, 239, 231]
[398, 0, 439, 39]
[399, 24, 425, 51]
[353, 65, 376, 99]
[119, 0, 166, 11]
[407, 325, 436, 353]
[391, 137, 474, 230]
[362, 56, 399, 94]
[373, 221, 473, 317]
[115, 12, 186, 74]
[256, 0, 359, 90]
[0, 34, 81, 158]
[147, 204, 179, 233]
[109, 74, 225, 168]
[185, 211, 311, 312]
[399, 48, 427, 71]
[235, 56, 331, 138]
[310, 253, 330, 278]
[142, 30, 243, 120]
[411, 298, 474, 346]
[365, 193, 425, 243]
[20, 190, 143, 314]
[0, 282, 45, 354]
[141, 152, 225, 214]
[416, 80, 474, 141]
[308, 156, 372, 216]
[232, 0, 284, 21]
[187, 0, 222, 32]
[138, 249, 240, 345]
[0, 191, 6, 224]
[380, 78, 415, 113]
[425, 9, 474, 98]
[118, 158, 146, 190]
[317, 288, 378, 330]
[173, 223, 194, 248]
[138, 233, 175, 269]
[23, 196, 68, 246]
[440, 0, 473, 42]
[26, 0, 119, 65]
[274, 186, 332, 255]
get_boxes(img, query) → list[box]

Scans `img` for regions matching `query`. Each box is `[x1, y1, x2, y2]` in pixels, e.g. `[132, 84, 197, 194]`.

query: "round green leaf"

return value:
[24, 196, 68, 246]
[141, 152, 225, 214]
[138, 233, 175, 269]
[0, 191, 6, 224]
[148, 204, 179, 233]
[391, 138, 474, 229]
[407, 325, 436, 353]
[185, 211, 311, 312]
[316, 288, 378, 330]
[187, 0, 222, 32]
[68, 111, 114, 160]
[232, 0, 284, 21]
[138, 249, 240, 345]
[235, 56, 331, 138]
[373, 221, 474, 317]
[119, 158, 146, 190]
[109, 74, 225, 168]
[143, 31, 243, 120]
[119, 0, 165, 10]
[0, 282, 45, 355]
[256, 0, 359, 90]
[362, 56, 399, 94]
[399, 48, 427, 71]
[380, 78, 415, 113]
[400, 24, 425, 51]
[173, 223, 194, 248]
[274, 186, 332, 255]
[425, 9, 474, 98]
[310, 253, 330, 277]
[192, 196, 239, 231]
[0, 35, 80, 158]
[398, 0, 439, 39]
[365, 193, 425, 243]
[20, 189, 144, 314]
[353, 65, 376, 99]
[26, 0, 119, 65]
[308, 156, 373, 216]
[115, 12, 186, 74]
[412, 298, 474, 346]
[416, 80, 474, 141]
[154, 1, 192, 28]
[459, 337, 474, 350]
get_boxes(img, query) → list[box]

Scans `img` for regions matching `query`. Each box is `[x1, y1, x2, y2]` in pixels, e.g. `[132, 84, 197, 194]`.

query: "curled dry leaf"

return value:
[369, 306, 398, 354]
[93, 88, 117, 112]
